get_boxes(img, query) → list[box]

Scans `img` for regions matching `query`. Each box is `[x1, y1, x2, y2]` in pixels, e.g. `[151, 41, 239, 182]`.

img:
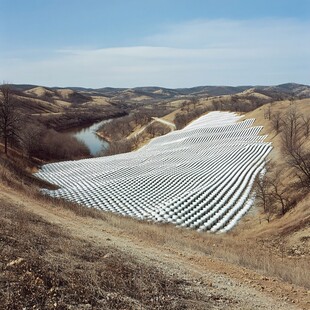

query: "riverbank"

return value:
[65, 120, 110, 157]
[56, 111, 127, 132]
[96, 116, 174, 156]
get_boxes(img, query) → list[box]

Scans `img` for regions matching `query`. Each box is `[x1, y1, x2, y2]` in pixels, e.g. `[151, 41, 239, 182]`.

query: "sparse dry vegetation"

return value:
[20, 122, 91, 161]
[254, 102, 310, 222]
[1, 83, 310, 309]
[0, 202, 195, 309]
[99, 112, 152, 141]
[101, 209, 310, 289]
[99, 109, 173, 156]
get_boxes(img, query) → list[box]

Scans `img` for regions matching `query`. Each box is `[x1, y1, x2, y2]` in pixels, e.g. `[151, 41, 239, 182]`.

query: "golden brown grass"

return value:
[0, 200, 199, 309]
[1, 97, 309, 309]
[101, 209, 310, 288]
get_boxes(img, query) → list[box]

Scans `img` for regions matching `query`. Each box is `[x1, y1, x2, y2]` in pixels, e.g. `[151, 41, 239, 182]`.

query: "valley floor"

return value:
[1, 183, 309, 309]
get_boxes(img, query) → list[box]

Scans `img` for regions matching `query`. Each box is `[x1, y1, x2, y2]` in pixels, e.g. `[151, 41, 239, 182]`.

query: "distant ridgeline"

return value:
[35, 111, 272, 233]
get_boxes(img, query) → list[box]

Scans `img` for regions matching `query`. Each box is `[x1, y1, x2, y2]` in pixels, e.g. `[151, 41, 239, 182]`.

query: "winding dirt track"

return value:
[1, 184, 308, 310]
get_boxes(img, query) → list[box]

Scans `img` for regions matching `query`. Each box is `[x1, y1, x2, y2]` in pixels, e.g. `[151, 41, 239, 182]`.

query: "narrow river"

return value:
[68, 120, 110, 156]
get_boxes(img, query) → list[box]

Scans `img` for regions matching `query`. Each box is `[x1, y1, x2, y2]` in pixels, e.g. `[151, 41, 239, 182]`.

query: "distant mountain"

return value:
[175, 86, 252, 96]
[88, 83, 310, 99]
[265, 83, 310, 98]
[11, 83, 310, 104]
[246, 83, 310, 100]
[12, 84, 42, 91]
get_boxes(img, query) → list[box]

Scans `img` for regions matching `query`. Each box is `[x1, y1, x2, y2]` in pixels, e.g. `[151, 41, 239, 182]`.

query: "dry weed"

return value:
[0, 201, 198, 309]
[102, 211, 310, 289]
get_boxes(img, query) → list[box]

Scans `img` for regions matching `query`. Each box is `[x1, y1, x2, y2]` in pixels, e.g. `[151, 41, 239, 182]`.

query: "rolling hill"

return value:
[1, 86, 310, 309]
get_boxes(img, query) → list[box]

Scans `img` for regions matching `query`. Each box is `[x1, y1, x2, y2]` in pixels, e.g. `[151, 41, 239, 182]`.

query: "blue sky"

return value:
[0, 0, 309, 88]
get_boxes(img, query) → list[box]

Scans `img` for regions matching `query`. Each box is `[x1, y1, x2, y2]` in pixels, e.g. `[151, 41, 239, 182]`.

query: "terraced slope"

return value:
[35, 111, 272, 232]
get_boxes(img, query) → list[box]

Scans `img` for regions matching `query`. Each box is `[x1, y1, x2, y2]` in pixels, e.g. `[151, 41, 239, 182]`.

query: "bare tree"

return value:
[282, 106, 300, 151]
[302, 115, 310, 137]
[255, 169, 270, 213]
[282, 136, 310, 189]
[255, 164, 279, 221]
[281, 107, 310, 189]
[174, 113, 188, 130]
[268, 169, 295, 215]
[212, 100, 221, 110]
[136, 112, 151, 126]
[271, 111, 282, 133]
[264, 104, 272, 120]
[0, 84, 21, 154]
[255, 160, 300, 218]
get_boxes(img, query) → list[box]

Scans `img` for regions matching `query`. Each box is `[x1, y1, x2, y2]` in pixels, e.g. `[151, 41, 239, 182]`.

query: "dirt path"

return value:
[127, 116, 176, 140]
[1, 185, 308, 310]
[127, 121, 155, 139]
[152, 117, 176, 130]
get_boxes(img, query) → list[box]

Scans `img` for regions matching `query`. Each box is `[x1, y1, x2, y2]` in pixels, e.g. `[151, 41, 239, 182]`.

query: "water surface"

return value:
[68, 120, 109, 156]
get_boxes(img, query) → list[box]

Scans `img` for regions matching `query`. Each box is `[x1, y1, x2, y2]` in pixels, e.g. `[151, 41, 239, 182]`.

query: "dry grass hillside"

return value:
[10, 86, 127, 133]
[243, 99, 310, 255]
[0, 162, 309, 309]
[1, 84, 310, 309]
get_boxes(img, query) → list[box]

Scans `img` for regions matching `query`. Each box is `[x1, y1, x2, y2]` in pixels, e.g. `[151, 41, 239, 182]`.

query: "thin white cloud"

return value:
[145, 18, 308, 48]
[1, 18, 309, 87]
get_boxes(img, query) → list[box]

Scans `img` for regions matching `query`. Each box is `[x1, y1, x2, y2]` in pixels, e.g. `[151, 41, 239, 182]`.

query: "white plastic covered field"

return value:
[35, 111, 272, 233]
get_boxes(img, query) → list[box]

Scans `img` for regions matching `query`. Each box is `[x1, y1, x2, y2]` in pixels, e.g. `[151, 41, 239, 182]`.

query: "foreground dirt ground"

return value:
[1, 183, 309, 310]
